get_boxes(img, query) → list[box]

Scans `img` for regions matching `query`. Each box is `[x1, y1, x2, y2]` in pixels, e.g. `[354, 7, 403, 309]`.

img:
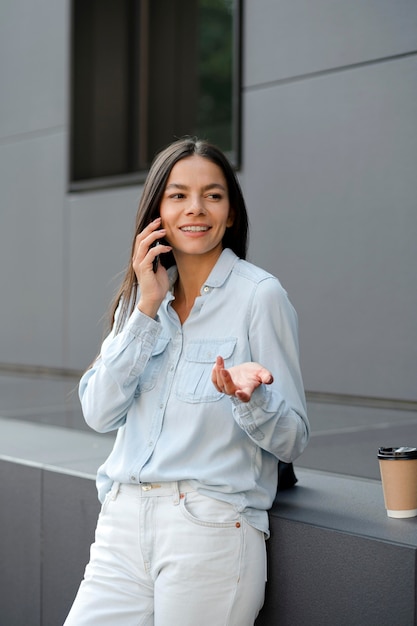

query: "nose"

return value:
[186, 195, 206, 215]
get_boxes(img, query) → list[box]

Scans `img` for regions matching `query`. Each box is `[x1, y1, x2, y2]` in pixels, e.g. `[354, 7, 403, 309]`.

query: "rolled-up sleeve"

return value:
[79, 307, 161, 433]
[231, 278, 310, 462]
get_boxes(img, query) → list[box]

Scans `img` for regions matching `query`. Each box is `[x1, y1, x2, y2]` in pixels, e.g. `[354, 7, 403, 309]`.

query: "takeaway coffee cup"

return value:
[378, 447, 417, 518]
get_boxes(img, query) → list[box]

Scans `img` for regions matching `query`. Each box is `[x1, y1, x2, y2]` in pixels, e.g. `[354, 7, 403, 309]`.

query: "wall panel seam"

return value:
[244, 50, 417, 92]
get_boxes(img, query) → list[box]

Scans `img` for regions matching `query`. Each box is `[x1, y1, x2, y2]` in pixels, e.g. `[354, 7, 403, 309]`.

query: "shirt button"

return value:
[203, 286, 210, 293]
[130, 476, 136, 481]
[148, 441, 153, 447]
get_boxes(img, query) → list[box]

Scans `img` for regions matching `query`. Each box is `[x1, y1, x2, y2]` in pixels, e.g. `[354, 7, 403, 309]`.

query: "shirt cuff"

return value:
[125, 307, 162, 340]
[117, 308, 162, 385]
[230, 385, 268, 441]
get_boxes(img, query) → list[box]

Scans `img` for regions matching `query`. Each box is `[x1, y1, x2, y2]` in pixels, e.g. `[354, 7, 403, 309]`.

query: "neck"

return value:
[172, 250, 222, 322]
[174, 262, 210, 306]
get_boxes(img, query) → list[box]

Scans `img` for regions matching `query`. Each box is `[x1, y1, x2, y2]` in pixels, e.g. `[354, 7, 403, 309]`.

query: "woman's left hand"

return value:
[211, 356, 274, 403]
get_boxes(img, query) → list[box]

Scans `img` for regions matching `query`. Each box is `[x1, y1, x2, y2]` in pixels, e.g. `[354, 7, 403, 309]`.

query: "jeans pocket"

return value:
[179, 491, 241, 528]
[99, 482, 120, 516]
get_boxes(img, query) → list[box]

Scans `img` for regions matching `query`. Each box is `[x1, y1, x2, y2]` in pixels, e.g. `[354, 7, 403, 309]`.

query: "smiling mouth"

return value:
[180, 226, 210, 232]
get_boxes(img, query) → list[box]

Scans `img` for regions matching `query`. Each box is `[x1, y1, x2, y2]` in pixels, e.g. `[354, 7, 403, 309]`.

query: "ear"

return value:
[226, 207, 235, 228]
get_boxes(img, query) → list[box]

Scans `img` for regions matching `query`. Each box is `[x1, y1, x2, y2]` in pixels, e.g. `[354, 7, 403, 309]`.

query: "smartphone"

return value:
[151, 240, 160, 273]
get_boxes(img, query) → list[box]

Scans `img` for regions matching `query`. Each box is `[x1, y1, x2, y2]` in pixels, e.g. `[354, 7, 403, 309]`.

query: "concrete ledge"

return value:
[256, 470, 417, 626]
[0, 418, 112, 626]
[0, 459, 99, 626]
[1, 419, 416, 625]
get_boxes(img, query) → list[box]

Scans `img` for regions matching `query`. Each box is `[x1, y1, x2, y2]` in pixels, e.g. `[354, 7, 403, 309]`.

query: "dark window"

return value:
[70, 0, 241, 190]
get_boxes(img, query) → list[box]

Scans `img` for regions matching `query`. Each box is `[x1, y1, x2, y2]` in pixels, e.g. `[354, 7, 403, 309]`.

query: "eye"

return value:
[207, 193, 222, 200]
[170, 193, 185, 199]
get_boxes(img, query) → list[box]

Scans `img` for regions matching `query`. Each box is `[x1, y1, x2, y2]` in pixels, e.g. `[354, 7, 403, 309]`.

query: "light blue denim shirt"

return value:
[79, 248, 309, 534]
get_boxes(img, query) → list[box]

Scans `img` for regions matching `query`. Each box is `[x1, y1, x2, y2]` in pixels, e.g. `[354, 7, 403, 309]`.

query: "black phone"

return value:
[151, 240, 160, 273]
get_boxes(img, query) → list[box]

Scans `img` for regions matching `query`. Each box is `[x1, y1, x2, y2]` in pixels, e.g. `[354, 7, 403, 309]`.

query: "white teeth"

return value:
[181, 226, 209, 232]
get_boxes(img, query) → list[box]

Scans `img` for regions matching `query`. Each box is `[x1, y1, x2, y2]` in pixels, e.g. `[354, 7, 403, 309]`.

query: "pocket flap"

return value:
[185, 338, 237, 363]
[152, 335, 170, 356]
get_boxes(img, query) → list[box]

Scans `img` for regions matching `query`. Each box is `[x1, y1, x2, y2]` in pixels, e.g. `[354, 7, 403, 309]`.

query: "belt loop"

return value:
[110, 481, 120, 500]
[172, 481, 180, 506]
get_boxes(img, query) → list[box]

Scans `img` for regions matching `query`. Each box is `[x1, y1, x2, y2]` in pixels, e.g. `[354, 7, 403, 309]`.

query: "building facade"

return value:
[1, 0, 416, 402]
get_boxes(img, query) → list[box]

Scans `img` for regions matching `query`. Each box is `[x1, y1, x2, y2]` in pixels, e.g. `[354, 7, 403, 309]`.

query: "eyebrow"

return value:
[165, 182, 226, 192]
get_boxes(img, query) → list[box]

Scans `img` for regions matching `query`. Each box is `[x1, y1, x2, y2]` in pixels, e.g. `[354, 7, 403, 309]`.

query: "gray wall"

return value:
[241, 0, 417, 401]
[0, 0, 416, 401]
[0, 459, 100, 626]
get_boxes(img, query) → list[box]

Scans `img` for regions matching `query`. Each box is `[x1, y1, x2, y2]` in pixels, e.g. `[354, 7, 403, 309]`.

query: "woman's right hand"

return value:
[132, 218, 172, 319]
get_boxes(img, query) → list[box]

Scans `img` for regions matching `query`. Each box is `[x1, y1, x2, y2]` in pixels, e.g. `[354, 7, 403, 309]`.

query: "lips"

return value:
[180, 226, 211, 232]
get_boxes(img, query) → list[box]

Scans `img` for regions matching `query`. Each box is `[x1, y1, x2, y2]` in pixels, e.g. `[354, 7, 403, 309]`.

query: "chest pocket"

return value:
[135, 335, 170, 395]
[175, 338, 237, 403]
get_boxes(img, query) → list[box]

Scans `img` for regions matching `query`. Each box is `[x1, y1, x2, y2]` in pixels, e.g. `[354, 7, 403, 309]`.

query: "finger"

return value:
[133, 233, 167, 273]
[148, 240, 170, 265]
[235, 389, 251, 403]
[142, 230, 166, 257]
[219, 367, 232, 387]
[211, 357, 225, 391]
[216, 358, 233, 390]
[211, 356, 223, 379]
[133, 233, 143, 260]
[211, 371, 222, 392]
[259, 369, 274, 385]
[133, 218, 163, 256]
[211, 361, 223, 391]
[216, 355, 225, 369]
[218, 368, 238, 395]
[145, 216, 162, 231]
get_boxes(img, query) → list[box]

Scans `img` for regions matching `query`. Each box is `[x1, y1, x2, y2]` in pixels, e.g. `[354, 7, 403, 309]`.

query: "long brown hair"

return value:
[110, 137, 249, 333]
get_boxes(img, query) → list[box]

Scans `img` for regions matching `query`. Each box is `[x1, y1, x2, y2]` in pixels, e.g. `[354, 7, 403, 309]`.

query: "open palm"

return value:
[211, 356, 273, 403]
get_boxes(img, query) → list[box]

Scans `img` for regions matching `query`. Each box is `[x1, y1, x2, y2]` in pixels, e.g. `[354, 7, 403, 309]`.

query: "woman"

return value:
[65, 138, 309, 625]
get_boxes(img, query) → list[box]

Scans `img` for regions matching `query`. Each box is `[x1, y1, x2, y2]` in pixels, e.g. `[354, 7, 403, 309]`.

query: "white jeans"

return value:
[64, 481, 266, 626]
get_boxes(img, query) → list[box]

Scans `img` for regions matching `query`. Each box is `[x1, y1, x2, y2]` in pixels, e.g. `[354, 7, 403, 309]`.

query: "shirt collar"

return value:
[166, 248, 238, 294]
[204, 248, 238, 288]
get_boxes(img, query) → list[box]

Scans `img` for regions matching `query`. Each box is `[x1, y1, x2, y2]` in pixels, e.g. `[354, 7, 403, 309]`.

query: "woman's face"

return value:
[159, 155, 234, 264]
